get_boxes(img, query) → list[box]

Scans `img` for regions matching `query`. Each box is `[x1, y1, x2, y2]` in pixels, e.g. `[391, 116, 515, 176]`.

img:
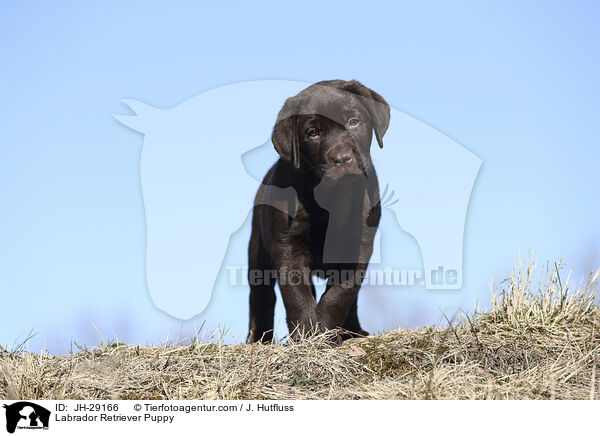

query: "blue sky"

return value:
[1, 1, 599, 353]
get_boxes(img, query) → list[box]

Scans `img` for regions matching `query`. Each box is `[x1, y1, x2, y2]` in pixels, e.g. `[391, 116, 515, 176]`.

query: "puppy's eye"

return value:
[348, 118, 360, 127]
[307, 128, 320, 138]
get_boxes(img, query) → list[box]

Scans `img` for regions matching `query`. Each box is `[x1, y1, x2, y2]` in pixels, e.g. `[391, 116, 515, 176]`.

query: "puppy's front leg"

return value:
[275, 250, 319, 337]
[317, 209, 377, 332]
[316, 263, 367, 330]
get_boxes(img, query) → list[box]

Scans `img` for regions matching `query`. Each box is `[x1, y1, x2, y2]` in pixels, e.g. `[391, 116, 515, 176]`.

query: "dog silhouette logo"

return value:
[3, 402, 50, 433]
[114, 80, 481, 320]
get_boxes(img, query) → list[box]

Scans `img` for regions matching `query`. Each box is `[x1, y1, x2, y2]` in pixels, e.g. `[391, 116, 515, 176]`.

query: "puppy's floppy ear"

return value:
[342, 80, 390, 148]
[272, 115, 301, 170]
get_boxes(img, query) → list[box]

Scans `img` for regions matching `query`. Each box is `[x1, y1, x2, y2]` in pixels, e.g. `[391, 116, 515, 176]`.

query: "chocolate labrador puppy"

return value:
[247, 80, 390, 342]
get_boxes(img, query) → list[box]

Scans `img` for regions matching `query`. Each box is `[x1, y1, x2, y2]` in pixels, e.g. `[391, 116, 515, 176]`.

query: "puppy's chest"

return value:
[296, 195, 367, 254]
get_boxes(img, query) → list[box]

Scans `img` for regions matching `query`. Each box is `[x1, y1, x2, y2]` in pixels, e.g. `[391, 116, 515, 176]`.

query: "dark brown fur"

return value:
[248, 80, 390, 342]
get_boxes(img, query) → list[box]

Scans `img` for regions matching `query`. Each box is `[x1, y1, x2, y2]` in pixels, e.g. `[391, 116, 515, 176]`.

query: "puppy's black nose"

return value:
[330, 151, 354, 167]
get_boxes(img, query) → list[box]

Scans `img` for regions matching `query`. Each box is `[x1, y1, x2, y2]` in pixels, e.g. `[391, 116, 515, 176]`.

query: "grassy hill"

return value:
[1, 261, 599, 400]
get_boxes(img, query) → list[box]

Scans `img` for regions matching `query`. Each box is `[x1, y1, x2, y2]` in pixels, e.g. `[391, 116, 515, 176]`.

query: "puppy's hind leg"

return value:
[248, 222, 276, 343]
[249, 282, 276, 343]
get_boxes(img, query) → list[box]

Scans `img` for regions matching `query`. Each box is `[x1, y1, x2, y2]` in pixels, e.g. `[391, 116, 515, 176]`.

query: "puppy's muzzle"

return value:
[325, 143, 365, 178]
[329, 149, 354, 167]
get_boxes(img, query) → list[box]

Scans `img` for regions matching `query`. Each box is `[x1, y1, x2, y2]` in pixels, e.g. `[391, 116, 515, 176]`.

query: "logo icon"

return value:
[3, 402, 50, 433]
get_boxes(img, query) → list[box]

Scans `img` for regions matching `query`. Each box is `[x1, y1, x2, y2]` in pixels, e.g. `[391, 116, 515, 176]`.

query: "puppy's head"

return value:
[272, 80, 390, 182]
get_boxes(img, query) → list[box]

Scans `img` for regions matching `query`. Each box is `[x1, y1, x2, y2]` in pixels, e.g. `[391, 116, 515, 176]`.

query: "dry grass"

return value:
[2, 259, 599, 400]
